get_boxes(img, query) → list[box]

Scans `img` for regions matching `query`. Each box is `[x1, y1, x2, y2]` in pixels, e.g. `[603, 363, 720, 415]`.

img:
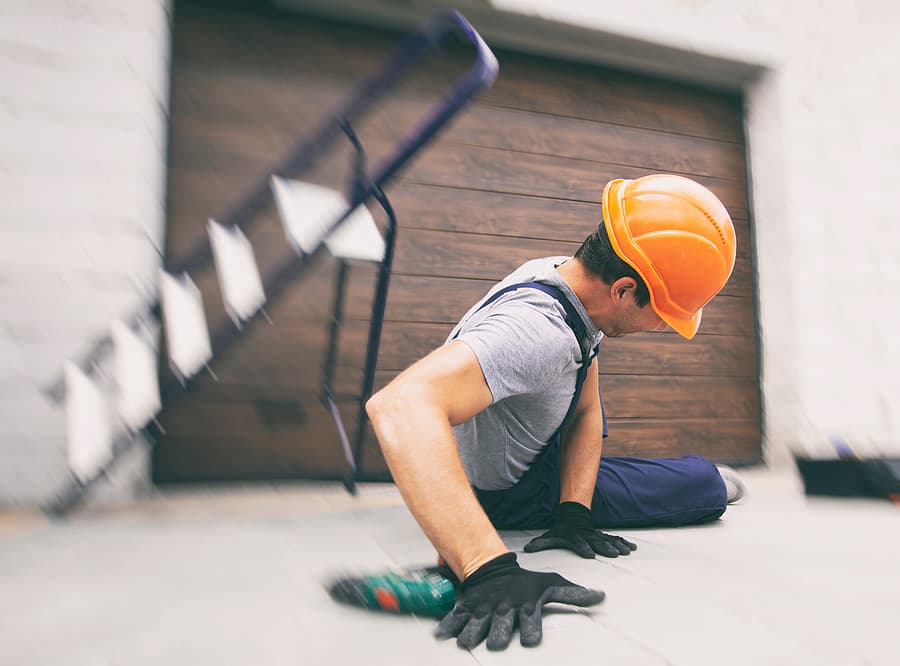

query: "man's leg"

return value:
[590, 455, 728, 528]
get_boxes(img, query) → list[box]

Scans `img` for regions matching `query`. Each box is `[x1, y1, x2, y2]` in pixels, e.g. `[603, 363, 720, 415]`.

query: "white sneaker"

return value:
[716, 465, 746, 504]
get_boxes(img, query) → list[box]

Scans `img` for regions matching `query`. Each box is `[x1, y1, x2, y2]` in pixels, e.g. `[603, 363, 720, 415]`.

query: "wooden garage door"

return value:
[154, 1, 760, 484]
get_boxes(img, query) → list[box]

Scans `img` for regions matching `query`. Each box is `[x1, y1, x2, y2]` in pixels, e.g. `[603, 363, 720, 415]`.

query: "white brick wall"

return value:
[0, 0, 170, 506]
[492, 0, 900, 462]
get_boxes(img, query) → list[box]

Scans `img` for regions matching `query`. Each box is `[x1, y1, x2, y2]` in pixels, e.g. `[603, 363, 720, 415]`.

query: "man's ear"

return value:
[610, 277, 637, 302]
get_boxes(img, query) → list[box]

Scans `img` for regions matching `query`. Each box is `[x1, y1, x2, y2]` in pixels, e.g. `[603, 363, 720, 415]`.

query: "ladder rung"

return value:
[111, 320, 161, 432]
[65, 362, 113, 483]
[271, 177, 386, 263]
[159, 271, 212, 382]
[208, 219, 267, 325]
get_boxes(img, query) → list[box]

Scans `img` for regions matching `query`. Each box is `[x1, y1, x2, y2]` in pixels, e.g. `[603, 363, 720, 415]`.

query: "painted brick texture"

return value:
[0, 0, 170, 505]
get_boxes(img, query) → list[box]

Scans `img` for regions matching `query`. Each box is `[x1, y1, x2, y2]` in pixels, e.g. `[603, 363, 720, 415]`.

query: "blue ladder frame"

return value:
[319, 120, 400, 493]
[43, 10, 498, 514]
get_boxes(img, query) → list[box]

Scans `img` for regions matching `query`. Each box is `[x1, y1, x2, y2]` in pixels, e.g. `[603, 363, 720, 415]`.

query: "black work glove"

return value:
[524, 502, 637, 558]
[434, 552, 604, 651]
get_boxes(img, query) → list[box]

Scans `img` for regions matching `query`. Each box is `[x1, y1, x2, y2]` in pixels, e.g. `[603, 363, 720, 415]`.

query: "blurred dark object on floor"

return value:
[794, 456, 900, 501]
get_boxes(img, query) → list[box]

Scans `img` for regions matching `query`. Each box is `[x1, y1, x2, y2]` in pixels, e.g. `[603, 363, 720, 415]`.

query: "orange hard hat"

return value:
[601, 174, 736, 340]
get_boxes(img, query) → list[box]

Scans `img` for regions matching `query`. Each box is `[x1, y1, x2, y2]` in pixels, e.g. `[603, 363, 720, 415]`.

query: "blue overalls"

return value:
[454, 282, 727, 530]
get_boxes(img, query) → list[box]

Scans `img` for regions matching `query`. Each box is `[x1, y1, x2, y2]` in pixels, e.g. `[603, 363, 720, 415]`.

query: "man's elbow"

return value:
[364, 387, 389, 426]
[365, 382, 424, 444]
[368, 383, 432, 462]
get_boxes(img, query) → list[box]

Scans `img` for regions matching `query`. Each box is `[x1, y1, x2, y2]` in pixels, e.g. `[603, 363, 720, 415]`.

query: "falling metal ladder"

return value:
[41, 10, 498, 515]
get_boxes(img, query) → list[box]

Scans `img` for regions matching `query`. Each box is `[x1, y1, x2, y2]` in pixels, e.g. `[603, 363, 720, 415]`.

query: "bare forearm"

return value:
[367, 391, 507, 580]
[558, 406, 604, 507]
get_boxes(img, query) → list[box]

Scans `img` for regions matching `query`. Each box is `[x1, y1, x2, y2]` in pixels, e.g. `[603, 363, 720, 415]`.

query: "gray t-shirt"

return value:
[447, 257, 603, 490]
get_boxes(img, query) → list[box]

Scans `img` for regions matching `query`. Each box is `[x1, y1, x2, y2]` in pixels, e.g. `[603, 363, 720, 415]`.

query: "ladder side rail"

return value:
[345, 188, 398, 490]
[321, 260, 350, 397]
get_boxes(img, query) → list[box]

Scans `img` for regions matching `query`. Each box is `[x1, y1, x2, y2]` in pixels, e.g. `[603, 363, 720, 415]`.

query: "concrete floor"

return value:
[1, 466, 899, 666]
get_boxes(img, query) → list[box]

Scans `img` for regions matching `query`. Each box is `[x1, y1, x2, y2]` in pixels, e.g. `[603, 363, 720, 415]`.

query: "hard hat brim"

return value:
[662, 309, 701, 340]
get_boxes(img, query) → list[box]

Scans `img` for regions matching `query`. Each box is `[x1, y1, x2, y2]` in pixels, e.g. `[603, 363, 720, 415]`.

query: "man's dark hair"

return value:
[574, 222, 651, 307]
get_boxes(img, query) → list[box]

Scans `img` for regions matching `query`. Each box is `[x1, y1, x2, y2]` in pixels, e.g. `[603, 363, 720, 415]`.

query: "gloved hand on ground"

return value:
[524, 501, 637, 558]
[434, 552, 604, 650]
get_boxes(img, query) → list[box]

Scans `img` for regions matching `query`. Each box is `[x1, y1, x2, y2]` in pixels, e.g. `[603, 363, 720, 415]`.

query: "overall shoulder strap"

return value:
[452, 281, 589, 351]
[450, 281, 600, 442]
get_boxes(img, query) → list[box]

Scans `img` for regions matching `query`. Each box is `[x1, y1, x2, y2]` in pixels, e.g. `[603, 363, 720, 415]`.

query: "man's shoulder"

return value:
[459, 292, 577, 361]
[447, 256, 576, 345]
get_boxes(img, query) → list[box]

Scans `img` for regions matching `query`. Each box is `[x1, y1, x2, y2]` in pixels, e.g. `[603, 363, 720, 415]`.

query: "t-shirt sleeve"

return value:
[456, 300, 578, 403]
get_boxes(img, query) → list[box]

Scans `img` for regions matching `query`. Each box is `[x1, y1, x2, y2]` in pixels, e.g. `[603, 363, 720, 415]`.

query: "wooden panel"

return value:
[600, 375, 759, 419]
[602, 418, 760, 463]
[170, 100, 747, 183]
[155, 395, 389, 482]
[155, 2, 762, 483]
[173, 3, 744, 143]
[167, 139, 750, 220]
[599, 333, 757, 377]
